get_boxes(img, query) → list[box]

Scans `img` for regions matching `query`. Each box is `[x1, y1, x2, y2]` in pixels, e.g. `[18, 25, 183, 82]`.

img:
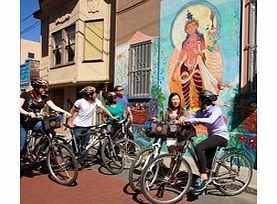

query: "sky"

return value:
[20, 0, 40, 41]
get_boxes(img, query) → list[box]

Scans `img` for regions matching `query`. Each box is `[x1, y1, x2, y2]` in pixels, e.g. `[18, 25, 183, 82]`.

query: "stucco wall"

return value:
[20, 39, 41, 65]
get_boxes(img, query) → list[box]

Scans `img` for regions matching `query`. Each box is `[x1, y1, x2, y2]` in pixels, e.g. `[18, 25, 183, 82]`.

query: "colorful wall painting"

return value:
[114, 0, 256, 168]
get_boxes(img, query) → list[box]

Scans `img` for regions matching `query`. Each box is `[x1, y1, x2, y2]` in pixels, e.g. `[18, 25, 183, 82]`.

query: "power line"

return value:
[20, 21, 40, 35]
[20, 14, 33, 23]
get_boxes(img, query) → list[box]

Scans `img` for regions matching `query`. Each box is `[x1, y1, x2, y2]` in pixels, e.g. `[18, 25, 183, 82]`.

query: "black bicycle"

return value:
[140, 123, 253, 204]
[101, 115, 141, 173]
[62, 123, 104, 168]
[20, 112, 79, 186]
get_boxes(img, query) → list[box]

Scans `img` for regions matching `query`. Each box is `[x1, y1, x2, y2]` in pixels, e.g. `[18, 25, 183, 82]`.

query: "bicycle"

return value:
[20, 111, 79, 186]
[101, 114, 141, 171]
[62, 123, 104, 168]
[128, 119, 169, 192]
[140, 123, 253, 204]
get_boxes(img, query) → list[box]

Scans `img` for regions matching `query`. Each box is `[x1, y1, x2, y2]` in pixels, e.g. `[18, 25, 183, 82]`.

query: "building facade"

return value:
[34, 0, 116, 109]
[20, 39, 41, 90]
[20, 39, 41, 65]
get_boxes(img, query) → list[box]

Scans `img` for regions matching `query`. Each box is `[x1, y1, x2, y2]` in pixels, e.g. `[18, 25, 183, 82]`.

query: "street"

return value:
[21, 163, 257, 204]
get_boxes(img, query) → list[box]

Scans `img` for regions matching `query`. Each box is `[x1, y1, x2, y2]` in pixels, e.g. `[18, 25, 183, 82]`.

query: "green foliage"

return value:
[151, 84, 166, 110]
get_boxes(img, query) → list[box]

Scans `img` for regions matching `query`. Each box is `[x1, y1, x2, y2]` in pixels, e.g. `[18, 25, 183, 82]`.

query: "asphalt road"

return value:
[20, 161, 257, 204]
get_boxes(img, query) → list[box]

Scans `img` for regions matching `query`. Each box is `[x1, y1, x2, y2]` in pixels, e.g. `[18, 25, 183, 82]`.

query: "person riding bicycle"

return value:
[102, 92, 125, 139]
[67, 86, 117, 166]
[185, 90, 229, 195]
[20, 78, 71, 153]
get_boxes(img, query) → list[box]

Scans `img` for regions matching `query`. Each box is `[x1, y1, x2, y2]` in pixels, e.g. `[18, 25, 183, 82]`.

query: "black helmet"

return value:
[106, 92, 117, 99]
[79, 86, 96, 96]
[199, 90, 218, 102]
[31, 78, 48, 88]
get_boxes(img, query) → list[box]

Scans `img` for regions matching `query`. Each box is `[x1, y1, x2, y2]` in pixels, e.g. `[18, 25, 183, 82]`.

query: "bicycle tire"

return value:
[47, 143, 79, 186]
[140, 153, 193, 204]
[129, 147, 155, 192]
[115, 138, 141, 169]
[101, 139, 125, 174]
[214, 150, 253, 196]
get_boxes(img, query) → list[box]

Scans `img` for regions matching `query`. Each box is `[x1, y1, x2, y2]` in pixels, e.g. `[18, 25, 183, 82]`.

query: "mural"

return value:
[114, 0, 256, 168]
[168, 7, 223, 109]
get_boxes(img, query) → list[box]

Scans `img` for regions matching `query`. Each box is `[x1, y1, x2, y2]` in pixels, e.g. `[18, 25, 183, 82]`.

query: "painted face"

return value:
[171, 95, 181, 108]
[185, 21, 198, 35]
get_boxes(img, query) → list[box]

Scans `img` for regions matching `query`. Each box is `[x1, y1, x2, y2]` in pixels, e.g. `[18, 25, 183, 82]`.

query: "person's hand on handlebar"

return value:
[112, 116, 119, 122]
[66, 117, 75, 128]
[63, 111, 72, 118]
[27, 112, 36, 118]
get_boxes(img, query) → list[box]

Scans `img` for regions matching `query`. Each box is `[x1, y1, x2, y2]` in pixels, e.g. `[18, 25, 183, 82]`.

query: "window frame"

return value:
[65, 25, 76, 63]
[128, 40, 152, 97]
[51, 24, 76, 69]
[28, 52, 35, 59]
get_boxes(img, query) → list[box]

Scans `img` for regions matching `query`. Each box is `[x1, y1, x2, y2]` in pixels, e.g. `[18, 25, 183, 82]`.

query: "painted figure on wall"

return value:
[169, 5, 224, 109]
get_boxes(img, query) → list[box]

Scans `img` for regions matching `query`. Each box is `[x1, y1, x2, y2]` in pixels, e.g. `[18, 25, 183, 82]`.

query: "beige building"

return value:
[34, 0, 115, 109]
[20, 39, 41, 65]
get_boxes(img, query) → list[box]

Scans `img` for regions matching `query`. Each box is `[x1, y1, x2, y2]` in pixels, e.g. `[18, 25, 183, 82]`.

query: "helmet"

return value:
[79, 86, 96, 96]
[199, 90, 218, 102]
[106, 92, 117, 99]
[31, 78, 48, 88]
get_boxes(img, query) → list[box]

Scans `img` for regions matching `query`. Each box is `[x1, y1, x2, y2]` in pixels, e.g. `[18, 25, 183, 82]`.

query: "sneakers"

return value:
[192, 177, 207, 195]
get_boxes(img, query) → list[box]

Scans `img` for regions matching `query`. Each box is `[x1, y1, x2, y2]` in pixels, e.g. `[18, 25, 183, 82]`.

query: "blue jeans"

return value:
[20, 121, 43, 152]
[73, 127, 90, 160]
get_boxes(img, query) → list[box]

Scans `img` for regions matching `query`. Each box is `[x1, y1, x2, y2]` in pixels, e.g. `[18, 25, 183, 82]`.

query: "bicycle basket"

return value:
[146, 121, 169, 139]
[42, 114, 61, 131]
[177, 124, 196, 142]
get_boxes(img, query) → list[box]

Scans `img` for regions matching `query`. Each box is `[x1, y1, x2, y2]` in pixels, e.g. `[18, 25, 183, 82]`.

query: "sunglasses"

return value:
[117, 88, 124, 91]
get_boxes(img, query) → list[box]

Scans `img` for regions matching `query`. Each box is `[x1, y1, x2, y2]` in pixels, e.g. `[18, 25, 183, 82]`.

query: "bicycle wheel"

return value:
[215, 151, 253, 196]
[101, 139, 125, 174]
[115, 138, 141, 169]
[140, 153, 193, 204]
[47, 143, 79, 186]
[129, 147, 156, 192]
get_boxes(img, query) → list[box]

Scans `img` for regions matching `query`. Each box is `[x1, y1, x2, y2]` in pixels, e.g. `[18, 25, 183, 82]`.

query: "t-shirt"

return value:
[116, 95, 129, 110]
[73, 98, 102, 127]
[104, 103, 124, 123]
[20, 91, 50, 123]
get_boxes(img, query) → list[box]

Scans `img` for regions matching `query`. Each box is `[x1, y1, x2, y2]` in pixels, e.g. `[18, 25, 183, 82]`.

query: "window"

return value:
[28, 52, 35, 59]
[84, 20, 104, 61]
[53, 31, 62, 65]
[52, 24, 75, 67]
[66, 25, 75, 62]
[128, 41, 151, 97]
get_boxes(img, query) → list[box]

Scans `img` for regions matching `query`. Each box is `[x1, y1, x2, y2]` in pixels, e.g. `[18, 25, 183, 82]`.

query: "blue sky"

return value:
[20, 0, 40, 41]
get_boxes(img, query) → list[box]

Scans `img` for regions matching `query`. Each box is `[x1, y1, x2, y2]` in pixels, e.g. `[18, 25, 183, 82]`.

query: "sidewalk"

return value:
[184, 156, 257, 195]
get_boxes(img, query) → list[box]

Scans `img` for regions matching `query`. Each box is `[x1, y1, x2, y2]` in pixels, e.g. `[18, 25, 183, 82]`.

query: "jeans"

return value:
[20, 121, 43, 152]
[73, 127, 90, 160]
